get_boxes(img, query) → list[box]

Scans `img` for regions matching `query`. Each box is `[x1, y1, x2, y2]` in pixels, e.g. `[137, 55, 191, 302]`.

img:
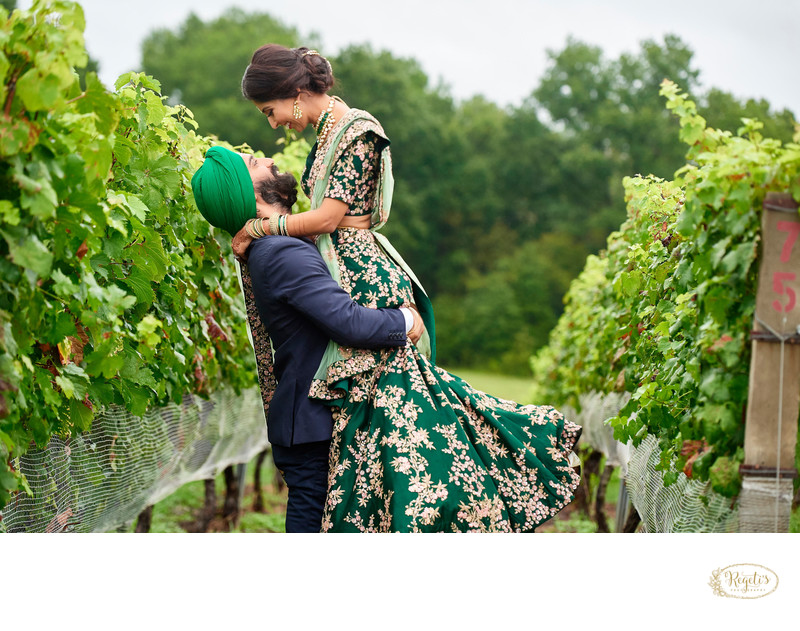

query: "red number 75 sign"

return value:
[758, 194, 800, 334]
[772, 222, 799, 313]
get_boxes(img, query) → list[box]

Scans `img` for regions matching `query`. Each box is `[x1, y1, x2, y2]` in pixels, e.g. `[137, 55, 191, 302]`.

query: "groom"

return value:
[192, 147, 422, 532]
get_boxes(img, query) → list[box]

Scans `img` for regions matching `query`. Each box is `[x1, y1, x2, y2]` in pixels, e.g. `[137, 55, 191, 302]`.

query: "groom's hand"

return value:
[407, 306, 424, 344]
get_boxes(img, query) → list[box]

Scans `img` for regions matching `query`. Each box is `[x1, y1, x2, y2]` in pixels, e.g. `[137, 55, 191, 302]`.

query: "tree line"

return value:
[139, 8, 797, 375]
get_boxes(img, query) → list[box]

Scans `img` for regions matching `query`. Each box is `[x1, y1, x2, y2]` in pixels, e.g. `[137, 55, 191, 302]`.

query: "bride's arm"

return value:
[281, 197, 349, 235]
[232, 197, 348, 261]
[233, 131, 383, 260]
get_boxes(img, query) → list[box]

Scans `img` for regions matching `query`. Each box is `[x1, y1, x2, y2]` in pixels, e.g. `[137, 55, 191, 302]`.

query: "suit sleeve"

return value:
[248, 238, 408, 349]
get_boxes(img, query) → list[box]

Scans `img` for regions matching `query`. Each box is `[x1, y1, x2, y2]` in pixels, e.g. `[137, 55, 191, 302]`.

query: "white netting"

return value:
[625, 434, 739, 533]
[0, 387, 268, 533]
[737, 476, 794, 533]
[563, 391, 631, 474]
[567, 391, 741, 532]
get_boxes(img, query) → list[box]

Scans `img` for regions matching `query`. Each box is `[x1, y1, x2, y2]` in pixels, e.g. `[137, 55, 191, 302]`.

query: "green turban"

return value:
[191, 146, 256, 236]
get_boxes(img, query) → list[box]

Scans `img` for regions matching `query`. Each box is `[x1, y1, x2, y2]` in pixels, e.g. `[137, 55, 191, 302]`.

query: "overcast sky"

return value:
[18, 0, 800, 114]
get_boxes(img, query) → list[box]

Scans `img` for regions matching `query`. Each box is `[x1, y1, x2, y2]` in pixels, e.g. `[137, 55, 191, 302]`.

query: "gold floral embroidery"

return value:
[239, 265, 275, 417]
[309, 228, 416, 402]
[323, 133, 385, 214]
[303, 109, 390, 222]
[321, 344, 582, 533]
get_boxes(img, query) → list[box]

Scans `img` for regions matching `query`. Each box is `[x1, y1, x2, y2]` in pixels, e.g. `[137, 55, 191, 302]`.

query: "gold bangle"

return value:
[269, 215, 279, 236]
[244, 220, 257, 238]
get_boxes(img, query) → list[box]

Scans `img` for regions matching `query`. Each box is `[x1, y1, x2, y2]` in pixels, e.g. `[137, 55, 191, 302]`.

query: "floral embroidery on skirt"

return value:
[311, 228, 582, 532]
[321, 344, 582, 532]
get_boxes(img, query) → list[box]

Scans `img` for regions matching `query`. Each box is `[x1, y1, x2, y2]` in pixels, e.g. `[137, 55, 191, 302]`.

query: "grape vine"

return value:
[532, 79, 800, 496]
[0, 0, 306, 508]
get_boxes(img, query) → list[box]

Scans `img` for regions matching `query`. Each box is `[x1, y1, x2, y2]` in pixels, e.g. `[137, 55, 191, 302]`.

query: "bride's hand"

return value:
[232, 223, 254, 263]
[232, 204, 282, 262]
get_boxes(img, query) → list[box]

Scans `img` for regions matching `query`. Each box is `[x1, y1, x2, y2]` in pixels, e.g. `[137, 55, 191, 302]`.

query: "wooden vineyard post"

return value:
[739, 192, 800, 532]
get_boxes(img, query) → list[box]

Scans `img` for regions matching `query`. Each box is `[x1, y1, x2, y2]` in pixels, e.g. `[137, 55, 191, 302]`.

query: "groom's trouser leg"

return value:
[271, 439, 331, 533]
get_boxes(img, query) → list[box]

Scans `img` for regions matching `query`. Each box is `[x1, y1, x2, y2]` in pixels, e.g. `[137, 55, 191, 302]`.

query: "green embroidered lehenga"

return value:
[245, 108, 582, 532]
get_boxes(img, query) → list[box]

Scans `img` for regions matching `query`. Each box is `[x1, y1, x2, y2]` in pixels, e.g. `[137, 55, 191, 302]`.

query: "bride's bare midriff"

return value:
[336, 215, 371, 229]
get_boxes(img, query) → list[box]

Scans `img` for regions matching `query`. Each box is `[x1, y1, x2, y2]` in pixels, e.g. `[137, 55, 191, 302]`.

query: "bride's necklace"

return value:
[314, 97, 337, 146]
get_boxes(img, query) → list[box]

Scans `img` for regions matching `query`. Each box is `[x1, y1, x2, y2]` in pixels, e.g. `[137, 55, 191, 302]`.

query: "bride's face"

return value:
[253, 97, 303, 132]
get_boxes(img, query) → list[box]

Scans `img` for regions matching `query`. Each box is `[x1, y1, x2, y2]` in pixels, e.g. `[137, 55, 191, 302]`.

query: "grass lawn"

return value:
[441, 366, 535, 403]
[134, 457, 288, 533]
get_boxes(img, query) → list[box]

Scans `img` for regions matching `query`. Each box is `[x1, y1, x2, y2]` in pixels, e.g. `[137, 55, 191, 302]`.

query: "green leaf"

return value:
[103, 285, 137, 314]
[136, 314, 162, 346]
[618, 270, 643, 297]
[0, 115, 39, 157]
[116, 379, 153, 417]
[69, 398, 94, 432]
[114, 72, 136, 90]
[0, 228, 53, 278]
[109, 192, 149, 222]
[82, 140, 114, 187]
[0, 469, 19, 493]
[77, 72, 120, 136]
[102, 230, 127, 260]
[46, 311, 77, 344]
[709, 455, 742, 496]
[699, 375, 730, 402]
[16, 69, 62, 111]
[720, 242, 756, 275]
[55, 374, 76, 399]
[120, 361, 158, 390]
[0, 429, 14, 452]
[50, 269, 79, 296]
[144, 89, 167, 126]
[112, 134, 136, 166]
[50, 367, 87, 409]
[0, 51, 9, 86]
[121, 266, 155, 306]
[14, 171, 58, 219]
[679, 118, 706, 145]
[84, 347, 125, 379]
[128, 231, 169, 282]
[0, 200, 20, 226]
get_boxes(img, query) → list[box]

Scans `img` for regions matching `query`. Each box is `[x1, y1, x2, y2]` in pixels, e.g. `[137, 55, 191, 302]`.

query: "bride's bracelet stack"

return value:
[245, 215, 291, 238]
[245, 217, 266, 238]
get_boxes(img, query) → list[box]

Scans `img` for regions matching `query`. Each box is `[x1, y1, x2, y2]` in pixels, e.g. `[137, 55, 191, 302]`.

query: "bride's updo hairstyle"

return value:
[241, 44, 335, 102]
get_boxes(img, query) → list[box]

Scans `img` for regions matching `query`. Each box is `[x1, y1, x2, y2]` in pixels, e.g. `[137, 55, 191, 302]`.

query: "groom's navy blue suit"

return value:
[246, 235, 407, 532]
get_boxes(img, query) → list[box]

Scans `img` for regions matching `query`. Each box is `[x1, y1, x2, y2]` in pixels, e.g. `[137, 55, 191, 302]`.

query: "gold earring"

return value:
[293, 99, 302, 119]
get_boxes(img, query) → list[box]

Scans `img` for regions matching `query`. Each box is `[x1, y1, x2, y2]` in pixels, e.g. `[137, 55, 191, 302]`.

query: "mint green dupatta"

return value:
[309, 110, 436, 385]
